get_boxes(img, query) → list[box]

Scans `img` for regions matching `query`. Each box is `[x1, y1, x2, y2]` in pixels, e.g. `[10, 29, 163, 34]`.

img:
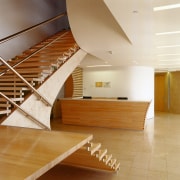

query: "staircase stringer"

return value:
[1, 49, 87, 129]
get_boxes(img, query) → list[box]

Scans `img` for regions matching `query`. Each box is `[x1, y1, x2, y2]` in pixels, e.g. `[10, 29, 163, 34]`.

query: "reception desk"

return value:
[60, 98, 150, 130]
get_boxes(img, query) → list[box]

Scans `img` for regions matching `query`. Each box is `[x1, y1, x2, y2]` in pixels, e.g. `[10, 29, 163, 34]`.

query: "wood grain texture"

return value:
[0, 125, 92, 180]
[62, 143, 120, 172]
[155, 73, 167, 112]
[60, 98, 150, 130]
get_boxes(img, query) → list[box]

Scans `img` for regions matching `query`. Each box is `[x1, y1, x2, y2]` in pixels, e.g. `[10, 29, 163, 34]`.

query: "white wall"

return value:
[83, 66, 154, 118]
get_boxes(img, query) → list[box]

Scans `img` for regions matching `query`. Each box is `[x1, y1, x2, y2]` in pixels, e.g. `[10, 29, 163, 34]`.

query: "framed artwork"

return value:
[95, 82, 103, 87]
[95, 81, 111, 88]
[103, 82, 111, 88]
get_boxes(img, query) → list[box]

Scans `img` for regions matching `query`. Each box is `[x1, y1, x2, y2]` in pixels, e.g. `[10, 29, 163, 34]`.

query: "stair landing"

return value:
[0, 125, 92, 180]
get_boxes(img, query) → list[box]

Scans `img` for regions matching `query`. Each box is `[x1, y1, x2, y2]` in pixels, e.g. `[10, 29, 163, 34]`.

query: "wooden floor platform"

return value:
[0, 125, 92, 180]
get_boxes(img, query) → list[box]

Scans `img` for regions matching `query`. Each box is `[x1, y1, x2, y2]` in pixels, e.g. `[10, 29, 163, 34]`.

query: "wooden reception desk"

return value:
[60, 98, 150, 130]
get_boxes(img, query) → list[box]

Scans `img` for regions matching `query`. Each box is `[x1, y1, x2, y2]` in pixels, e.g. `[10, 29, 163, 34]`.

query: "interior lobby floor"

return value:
[38, 112, 180, 180]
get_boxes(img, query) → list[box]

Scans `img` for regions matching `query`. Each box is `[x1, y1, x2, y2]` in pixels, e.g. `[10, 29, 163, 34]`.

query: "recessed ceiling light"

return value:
[158, 63, 180, 66]
[132, 10, 138, 13]
[153, 3, 180, 11]
[159, 62, 180, 65]
[86, 65, 112, 68]
[157, 53, 180, 56]
[157, 45, 180, 48]
[155, 31, 180, 36]
[159, 59, 180, 61]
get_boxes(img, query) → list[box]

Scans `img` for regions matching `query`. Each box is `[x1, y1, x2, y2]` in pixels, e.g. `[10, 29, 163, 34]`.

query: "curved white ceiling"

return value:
[67, 0, 180, 71]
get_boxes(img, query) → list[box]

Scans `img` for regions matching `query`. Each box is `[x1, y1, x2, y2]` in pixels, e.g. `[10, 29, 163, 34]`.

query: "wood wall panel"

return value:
[64, 67, 83, 98]
[72, 67, 83, 97]
[64, 75, 73, 98]
[170, 72, 180, 113]
[154, 73, 168, 112]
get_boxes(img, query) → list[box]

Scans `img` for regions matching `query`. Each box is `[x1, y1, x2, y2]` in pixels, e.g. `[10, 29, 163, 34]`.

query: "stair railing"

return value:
[0, 13, 66, 44]
[0, 92, 50, 130]
[0, 56, 52, 107]
[0, 31, 69, 77]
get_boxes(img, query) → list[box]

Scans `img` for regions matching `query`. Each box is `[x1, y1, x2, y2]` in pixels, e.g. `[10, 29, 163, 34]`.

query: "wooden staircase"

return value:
[62, 141, 120, 172]
[0, 30, 79, 118]
[0, 30, 120, 173]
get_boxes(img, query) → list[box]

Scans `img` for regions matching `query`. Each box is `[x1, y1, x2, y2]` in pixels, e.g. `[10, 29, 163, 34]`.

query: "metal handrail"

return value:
[0, 13, 67, 44]
[0, 56, 52, 107]
[0, 31, 69, 77]
[0, 92, 50, 130]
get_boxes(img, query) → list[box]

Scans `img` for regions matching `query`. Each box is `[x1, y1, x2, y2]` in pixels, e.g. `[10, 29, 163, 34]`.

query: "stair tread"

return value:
[0, 109, 11, 115]
[103, 154, 112, 164]
[87, 142, 101, 155]
[109, 158, 117, 168]
[95, 149, 107, 160]
[113, 162, 120, 171]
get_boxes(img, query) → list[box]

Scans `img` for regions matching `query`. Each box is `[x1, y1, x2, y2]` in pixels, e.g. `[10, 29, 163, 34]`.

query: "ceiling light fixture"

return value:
[157, 45, 180, 48]
[155, 31, 180, 36]
[157, 53, 180, 56]
[160, 59, 180, 62]
[153, 3, 180, 11]
[159, 62, 180, 65]
[132, 10, 138, 13]
[86, 65, 112, 68]
[158, 64, 180, 67]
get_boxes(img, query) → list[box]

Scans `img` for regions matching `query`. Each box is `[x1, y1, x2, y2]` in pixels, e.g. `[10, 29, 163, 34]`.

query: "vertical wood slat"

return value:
[72, 67, 83, 98]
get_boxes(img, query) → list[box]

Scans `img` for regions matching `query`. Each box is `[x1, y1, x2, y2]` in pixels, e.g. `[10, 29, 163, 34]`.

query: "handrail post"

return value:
[0, 56, 52, 107]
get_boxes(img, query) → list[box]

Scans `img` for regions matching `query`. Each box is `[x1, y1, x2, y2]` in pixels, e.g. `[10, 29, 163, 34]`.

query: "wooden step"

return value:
[1, 92, 24, 96]
[0, 97, 24, 102]
[103, 154, 112, 164]
[15, 62, 52, 68]
[0, 109, 11, 115]
[0, 104, 11, 108]
[0, 82, 35, 86]
[0, 78, 34, 82]
[14, 68, 47, 74]
[95, 149, 108, 160]
[62, 141, 120, 172]
[0, 98, 6, 102]
[0, 87, 29, 91]
[21, 56, 59, 62]
[87, 142, 101, 155]
[109, 158, 116, 168]
[0, 73, 40, 78]
[113, 162, 120, 171]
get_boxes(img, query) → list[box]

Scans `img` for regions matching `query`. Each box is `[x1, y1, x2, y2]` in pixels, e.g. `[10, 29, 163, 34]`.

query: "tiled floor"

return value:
[39, 112, 180, 180]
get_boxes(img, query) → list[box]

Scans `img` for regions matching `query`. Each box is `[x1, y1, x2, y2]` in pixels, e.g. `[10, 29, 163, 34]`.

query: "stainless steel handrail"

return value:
[0, 92, 50, 130]
[0, 31, 69, 77]
[0, 56, 52, 107]
[0, 13, 66, 44]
